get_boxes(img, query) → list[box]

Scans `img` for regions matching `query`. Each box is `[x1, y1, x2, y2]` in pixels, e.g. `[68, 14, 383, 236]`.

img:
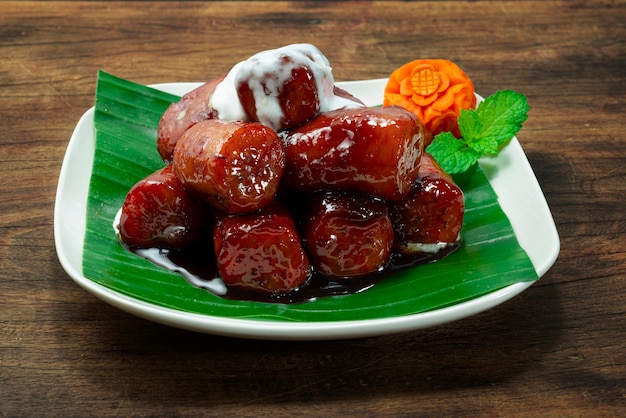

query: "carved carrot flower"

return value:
[383, 59, 476, 142]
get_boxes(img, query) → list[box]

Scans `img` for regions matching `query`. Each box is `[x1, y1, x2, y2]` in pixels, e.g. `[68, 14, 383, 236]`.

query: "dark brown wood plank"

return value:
[1, 1, 624, 416]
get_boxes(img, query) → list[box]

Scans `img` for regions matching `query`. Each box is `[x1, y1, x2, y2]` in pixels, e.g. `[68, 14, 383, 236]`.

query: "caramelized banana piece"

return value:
[118, 165, 209, 248]
[303, 192, 393, 278]
[233, 43, 361, 132]
[388, 153, 464, 254]
[281, 106, 424, 201]
[213, 202, 311, 294]
[173, 119, 285, 214]
[157, 75, 226, 163]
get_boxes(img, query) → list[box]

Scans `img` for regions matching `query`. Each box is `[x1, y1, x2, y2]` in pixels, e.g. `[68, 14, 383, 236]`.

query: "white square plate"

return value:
[54, 79, 559, 340]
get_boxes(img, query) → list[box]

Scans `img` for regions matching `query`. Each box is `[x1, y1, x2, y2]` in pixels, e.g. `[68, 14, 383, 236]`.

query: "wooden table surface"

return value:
[2, 1, 625, 416]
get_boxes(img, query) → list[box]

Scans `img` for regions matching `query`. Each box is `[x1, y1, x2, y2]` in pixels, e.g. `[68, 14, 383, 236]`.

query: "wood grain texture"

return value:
[1, 1, 624, 416]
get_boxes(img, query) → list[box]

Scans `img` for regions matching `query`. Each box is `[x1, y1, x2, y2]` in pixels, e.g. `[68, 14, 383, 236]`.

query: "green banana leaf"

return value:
[82, 70, 537, 322]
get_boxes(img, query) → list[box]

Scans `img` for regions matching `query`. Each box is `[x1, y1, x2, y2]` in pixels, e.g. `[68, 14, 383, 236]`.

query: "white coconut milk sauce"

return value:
[210, 43, 361, 131]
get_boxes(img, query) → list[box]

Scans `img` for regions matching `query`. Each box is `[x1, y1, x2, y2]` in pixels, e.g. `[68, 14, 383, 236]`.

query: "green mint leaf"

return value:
[427, 89, 529, 175]
[458, 109, 500, 155]
[457, 108, 482, 138]
[426, 132, 481, 174]
[473, 90, 530, 152]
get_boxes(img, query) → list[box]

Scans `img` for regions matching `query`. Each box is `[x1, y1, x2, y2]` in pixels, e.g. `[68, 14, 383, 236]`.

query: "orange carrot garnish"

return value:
[384, 59, 476, 142]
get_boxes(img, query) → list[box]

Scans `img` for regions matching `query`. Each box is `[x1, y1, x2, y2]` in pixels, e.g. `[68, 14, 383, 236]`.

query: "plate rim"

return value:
[54, 79, 559, 340]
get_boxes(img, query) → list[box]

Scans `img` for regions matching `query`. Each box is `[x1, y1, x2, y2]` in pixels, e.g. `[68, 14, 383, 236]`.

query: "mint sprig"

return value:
[426, 90, 530, 174]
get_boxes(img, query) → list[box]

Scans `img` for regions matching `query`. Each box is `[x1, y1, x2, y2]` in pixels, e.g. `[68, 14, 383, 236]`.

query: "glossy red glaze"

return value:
[157, 75, 225, 163]
[237, 64, 319, 132]
[304, 192, 394, 278]
[281, 106, 424, 200]
[213, 202, 311, 294]
[119, 165, 209, 248]
[388, 153, 464, 250]
[173, 119, 285, 214]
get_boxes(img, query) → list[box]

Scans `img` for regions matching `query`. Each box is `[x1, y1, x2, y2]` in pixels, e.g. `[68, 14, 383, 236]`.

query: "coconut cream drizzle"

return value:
[210, 43, 362, 131]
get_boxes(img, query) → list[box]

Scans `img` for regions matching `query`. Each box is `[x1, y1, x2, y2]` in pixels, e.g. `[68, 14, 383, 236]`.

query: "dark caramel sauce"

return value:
[127, 238, 459, 304]
[123, 191, 460, 304]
